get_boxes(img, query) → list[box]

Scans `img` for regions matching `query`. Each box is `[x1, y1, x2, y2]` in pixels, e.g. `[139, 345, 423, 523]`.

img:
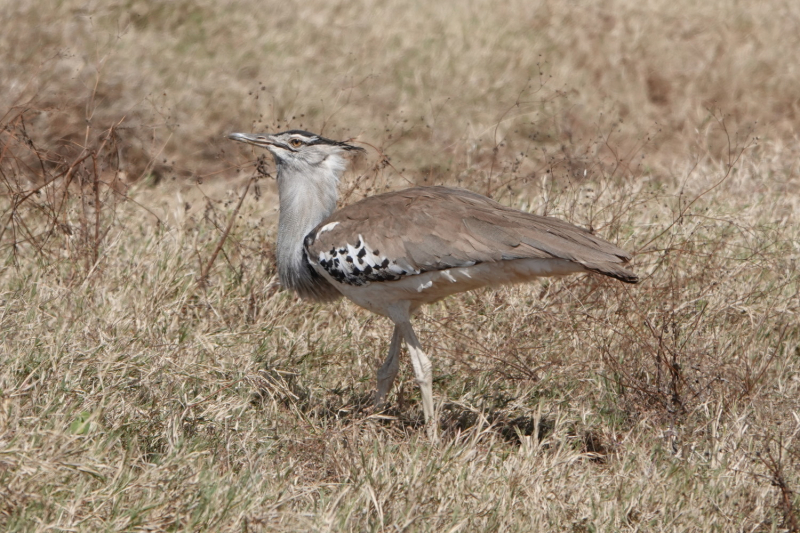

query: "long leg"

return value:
[396, 320, 436, 439]
[375, 324, 402, 407]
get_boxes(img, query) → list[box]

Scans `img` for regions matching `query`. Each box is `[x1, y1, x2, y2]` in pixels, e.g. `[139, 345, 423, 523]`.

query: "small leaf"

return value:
[70, 411, 93, 435]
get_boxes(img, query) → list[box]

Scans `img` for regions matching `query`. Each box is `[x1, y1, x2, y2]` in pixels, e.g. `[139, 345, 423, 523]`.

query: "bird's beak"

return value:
[227, 132, 282, 150]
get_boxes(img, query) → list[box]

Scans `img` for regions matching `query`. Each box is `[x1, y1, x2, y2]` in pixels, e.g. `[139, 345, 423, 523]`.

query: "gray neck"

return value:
[274, 155, 343, 299]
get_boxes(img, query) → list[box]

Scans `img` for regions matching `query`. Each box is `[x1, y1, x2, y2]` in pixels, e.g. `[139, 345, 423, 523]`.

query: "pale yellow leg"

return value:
[397, 321, 436, 440]
[375, 325, 402, 407]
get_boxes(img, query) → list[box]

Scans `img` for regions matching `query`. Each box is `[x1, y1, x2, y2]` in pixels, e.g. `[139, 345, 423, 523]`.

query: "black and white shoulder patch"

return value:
[304, 229, 419, 286]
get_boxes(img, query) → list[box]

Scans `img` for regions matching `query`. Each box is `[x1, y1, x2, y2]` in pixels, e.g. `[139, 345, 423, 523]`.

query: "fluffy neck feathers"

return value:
[274, 153, 344, 300]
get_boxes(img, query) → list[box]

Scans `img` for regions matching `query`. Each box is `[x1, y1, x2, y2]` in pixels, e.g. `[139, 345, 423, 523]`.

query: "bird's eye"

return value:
[289, 139, 303, 148]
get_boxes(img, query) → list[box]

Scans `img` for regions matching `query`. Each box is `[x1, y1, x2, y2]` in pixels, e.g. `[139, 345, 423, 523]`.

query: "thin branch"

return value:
[197, 175, 256, 287]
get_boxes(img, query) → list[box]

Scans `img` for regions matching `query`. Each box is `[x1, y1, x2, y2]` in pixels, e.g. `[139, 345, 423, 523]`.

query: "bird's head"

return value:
[227, 130, 364, 174]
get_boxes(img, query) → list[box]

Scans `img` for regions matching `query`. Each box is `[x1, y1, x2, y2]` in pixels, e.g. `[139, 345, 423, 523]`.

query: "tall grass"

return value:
[1, 0, 799, 531]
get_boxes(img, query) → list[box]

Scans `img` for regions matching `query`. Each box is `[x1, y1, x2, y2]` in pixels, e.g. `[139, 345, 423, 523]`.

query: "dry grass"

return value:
[2, 0, 800, 531]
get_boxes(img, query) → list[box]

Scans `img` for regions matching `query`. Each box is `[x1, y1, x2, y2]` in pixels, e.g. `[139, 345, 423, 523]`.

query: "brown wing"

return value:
[305, 186, 638, 286]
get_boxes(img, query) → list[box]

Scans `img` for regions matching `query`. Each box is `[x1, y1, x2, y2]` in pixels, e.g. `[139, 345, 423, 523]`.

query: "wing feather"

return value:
[306, 186, 638, 285]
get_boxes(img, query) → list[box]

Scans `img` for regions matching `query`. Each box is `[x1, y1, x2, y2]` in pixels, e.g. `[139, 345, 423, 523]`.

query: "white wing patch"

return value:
[416, 280, 433, 292]
[317, 221, 340, 235]
[310, 234, 420, 286]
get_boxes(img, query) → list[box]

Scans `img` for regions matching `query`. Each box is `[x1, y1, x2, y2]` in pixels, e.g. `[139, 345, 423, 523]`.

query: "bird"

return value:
[228, 129, 638, 438]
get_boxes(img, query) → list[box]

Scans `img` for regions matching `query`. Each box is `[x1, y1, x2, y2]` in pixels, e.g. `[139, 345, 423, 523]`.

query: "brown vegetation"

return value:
[1, 0, 799, 531]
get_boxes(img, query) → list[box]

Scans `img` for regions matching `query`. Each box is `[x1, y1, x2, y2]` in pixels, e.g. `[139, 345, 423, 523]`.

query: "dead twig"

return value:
[197, 175, 256, 288]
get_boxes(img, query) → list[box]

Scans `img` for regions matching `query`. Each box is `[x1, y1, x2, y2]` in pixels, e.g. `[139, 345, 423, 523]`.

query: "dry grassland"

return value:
[1, 0, 799, 531]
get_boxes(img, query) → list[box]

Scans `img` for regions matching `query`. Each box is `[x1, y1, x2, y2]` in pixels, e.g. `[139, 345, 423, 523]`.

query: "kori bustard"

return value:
[229, 129, 637, 437]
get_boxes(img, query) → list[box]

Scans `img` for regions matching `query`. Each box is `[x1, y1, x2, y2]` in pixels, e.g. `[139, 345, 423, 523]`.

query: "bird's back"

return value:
[303, 186, 638, 294]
